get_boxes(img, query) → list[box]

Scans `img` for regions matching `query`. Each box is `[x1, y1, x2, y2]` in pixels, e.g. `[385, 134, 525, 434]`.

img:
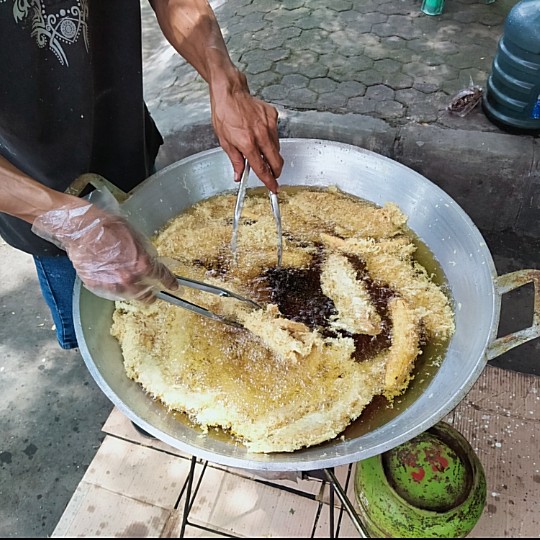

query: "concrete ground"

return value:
[1, 0, 539, 537]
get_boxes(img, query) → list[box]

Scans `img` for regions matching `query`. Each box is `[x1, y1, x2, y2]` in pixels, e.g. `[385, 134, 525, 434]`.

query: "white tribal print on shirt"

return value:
[2, 0, 89, 66]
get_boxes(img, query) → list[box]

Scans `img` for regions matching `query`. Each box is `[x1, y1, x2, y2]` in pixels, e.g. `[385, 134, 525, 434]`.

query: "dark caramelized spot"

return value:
[263, 250, 402, 362]
[351, 331, 391, 361]
[344, 254, 395, 361]
[224, 217, 256, 226]
[265, 267, 337, 330]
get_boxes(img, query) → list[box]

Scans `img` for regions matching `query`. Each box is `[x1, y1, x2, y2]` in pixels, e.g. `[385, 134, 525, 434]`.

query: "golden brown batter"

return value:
[111, 186, 455, 453]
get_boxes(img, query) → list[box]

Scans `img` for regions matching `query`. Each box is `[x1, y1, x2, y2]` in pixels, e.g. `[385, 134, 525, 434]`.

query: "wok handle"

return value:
[64, 173, 130, 203]
[486, 269, 540, 361]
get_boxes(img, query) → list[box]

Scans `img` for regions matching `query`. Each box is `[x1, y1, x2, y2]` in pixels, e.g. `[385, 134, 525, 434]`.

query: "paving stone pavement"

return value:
[143, 0, 515, 136]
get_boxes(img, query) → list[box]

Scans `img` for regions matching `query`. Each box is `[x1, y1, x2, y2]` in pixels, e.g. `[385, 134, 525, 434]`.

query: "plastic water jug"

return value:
[483, 0, 540, 134]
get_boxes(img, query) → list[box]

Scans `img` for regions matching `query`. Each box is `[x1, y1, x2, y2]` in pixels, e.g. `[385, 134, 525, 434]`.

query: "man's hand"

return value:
[210, 70, 283, 193]
[32, 201, 179, 302]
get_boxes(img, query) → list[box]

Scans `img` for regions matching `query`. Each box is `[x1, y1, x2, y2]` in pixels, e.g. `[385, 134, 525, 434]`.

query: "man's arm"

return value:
[148, 0, 283, 192]
[0, 156, 177, 301]
[0, 155, 78, 223]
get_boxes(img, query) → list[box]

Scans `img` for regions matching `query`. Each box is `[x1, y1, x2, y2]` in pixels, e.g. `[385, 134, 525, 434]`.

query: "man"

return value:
[0, 0, 284, 349]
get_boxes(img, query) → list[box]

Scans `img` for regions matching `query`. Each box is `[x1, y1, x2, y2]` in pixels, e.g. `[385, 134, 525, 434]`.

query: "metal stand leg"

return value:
[176, 457, 223, 538]
[304, 467, 370, 538]
[174, 421, 484, 538]
[328, 476, 335, 538]
[179, 455, 198, 538]
[177, 458, 370, 538]
[324, 468, 370, 538]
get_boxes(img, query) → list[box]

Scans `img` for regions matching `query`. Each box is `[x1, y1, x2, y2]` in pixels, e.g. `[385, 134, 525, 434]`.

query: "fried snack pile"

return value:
[111, 186, 455, 453]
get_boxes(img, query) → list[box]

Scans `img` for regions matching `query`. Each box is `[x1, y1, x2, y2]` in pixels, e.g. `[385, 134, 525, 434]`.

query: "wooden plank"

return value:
[314, 501, 365, 539]
[51, 482, 170, 538]
[82, 436, 193, 509]
[219, 464, 322, 497]
[56, 365, 540, 538]
[468, 491, 540, 538]
[337, 510, 366, 539]
[451, 365, 540, 539]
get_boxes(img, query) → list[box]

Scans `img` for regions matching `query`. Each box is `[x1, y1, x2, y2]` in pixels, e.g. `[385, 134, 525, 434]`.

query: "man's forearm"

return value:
[0, 156, 83, 223]
[149, 0, 242, 88]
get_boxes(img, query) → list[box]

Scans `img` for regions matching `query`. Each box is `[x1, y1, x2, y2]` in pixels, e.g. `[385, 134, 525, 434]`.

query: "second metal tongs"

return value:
[155, 275, 261, 328]
[230, 161, 282, 267]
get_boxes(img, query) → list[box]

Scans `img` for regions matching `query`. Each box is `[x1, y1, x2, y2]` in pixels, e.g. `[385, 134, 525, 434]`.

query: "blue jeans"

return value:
[33, 255, 78, 349]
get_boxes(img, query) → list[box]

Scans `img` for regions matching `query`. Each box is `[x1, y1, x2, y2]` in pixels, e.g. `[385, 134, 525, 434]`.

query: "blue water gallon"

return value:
[483, 0, 540, 134]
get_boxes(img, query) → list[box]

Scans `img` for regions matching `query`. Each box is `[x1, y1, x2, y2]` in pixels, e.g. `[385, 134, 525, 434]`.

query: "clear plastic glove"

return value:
[31, 192, 179, 303]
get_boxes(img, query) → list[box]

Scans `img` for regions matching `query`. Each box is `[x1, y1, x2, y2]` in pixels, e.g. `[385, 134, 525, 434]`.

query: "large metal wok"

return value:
[73, 138, 540, 472]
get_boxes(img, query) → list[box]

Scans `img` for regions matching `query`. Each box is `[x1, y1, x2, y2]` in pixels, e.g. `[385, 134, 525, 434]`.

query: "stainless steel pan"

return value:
[73, 139, 540, 472]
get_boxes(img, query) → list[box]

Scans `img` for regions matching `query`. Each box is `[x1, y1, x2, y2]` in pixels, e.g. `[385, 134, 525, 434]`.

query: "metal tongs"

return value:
[231, 161, 282, 267]
[155, 161, 280, 329]
[155, 275, 261, 328]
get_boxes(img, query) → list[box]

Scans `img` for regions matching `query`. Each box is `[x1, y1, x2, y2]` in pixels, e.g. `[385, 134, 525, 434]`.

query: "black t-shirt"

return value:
[0, 0, 163, 256]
